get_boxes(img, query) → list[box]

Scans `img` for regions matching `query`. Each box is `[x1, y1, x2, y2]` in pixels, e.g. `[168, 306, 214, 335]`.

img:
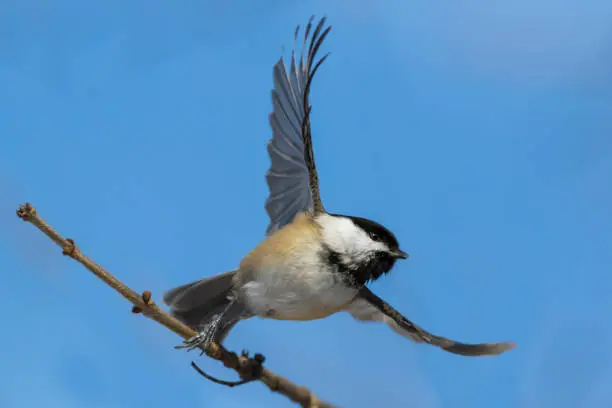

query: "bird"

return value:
[163, 16, 515, 357]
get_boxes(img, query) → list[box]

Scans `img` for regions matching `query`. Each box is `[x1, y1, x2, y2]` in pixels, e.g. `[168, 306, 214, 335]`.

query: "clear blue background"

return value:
[1, 1, 611, 407]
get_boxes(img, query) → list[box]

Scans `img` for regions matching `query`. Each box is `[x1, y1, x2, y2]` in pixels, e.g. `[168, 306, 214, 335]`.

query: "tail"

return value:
[163, 270, 242, 344]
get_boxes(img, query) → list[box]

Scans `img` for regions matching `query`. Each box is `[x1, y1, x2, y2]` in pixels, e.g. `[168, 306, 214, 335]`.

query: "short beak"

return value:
[390, 249, 409, 259]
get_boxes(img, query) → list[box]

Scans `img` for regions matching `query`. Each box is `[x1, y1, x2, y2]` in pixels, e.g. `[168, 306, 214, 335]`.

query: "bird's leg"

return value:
[176, 299, 236, 353]
[176, 313, 224, 353]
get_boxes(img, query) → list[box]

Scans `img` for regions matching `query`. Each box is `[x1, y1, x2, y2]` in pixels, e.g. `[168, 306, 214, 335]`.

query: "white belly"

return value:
[240, 262, 358, 321]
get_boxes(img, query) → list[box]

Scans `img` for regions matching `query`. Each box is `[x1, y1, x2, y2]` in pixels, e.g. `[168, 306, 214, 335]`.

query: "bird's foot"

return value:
[176, 331, 213, 353]
[175, 315, 221, 354]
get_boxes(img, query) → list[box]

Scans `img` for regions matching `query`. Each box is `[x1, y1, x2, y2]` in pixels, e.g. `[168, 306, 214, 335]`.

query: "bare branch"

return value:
[16, 203, 333, 408]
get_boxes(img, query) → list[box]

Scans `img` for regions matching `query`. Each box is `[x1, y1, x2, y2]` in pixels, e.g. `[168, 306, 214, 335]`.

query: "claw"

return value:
[175, 332, 211, 352]
[175, 314, 222, 353]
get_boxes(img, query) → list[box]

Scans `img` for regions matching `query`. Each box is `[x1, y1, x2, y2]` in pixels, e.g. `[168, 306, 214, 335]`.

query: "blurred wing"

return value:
[346, 287, 516, 357]
[346, 295, 425, 343]
[265, 16, 331, 235]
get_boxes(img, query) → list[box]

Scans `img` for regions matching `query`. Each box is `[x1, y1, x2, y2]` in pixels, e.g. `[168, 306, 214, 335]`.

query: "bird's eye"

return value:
[368, 231, 380, 242]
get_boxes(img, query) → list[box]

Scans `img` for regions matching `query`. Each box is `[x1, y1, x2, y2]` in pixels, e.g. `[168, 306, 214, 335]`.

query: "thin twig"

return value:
[191, 361, 256, 387]
[16, 203, 333, 408]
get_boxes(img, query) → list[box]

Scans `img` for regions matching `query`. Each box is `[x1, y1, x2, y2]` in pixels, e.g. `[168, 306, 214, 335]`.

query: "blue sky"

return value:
[1, 1, 611, 407]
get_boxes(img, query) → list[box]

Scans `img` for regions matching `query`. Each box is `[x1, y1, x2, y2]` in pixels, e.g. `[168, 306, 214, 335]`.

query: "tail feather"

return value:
[163, 270, 237, 311]
[163, 270, 240, 337]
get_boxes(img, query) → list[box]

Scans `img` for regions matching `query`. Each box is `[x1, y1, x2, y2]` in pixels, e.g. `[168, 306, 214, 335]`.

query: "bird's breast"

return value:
[239, 254, 358, 321]
[237, 214, 358, 321]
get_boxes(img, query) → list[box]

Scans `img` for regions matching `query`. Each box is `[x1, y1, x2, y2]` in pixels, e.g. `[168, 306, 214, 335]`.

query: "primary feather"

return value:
[265, 16, 331, 235]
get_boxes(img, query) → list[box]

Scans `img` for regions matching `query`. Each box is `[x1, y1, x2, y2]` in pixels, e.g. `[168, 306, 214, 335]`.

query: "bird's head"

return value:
[316, 213, 408, 285]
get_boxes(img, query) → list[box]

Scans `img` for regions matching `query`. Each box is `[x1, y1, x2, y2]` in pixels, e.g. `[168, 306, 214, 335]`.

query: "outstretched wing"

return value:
[264, 16, 331, 235]
[346, 287, 516, 357]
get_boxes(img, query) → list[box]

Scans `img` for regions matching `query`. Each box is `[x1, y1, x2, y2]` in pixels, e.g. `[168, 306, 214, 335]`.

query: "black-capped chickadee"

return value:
[164, 16, 515, 357]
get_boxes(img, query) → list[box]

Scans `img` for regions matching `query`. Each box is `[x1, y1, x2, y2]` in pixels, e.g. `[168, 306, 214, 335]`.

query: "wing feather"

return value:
[265, 16, 331, 235]
[346, 288, 516, 357]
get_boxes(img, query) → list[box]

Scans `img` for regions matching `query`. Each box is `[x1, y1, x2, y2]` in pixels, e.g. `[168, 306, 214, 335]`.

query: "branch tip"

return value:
[16, 202, 36, 220]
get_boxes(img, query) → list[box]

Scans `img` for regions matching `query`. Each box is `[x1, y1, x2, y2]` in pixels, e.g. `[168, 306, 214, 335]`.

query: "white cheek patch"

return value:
[317, 214, 387, 261]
